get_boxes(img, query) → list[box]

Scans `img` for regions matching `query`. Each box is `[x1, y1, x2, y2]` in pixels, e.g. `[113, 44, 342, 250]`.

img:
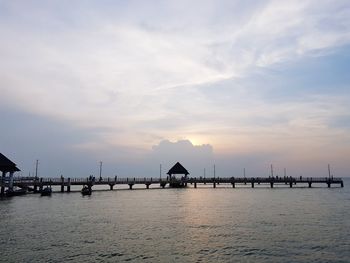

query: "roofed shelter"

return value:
[0, 153, 20, 195]
[167, 162, 189, 188]
[167, 162, 189, 177]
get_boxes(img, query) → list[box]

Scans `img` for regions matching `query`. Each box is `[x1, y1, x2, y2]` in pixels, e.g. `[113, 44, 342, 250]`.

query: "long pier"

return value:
[0, 176, 344, 194]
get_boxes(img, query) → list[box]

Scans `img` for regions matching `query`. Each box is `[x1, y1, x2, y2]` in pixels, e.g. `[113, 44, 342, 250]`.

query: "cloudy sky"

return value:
[1, 0, 350, 178]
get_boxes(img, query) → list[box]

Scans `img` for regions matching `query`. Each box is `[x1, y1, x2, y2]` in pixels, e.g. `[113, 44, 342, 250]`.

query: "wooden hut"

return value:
[167, 162, 189, 188]
[0, 153, 20, 195]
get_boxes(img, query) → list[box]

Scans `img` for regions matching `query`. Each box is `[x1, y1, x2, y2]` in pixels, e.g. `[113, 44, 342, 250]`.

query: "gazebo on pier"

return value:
[0, 153, 20, 195]
[167, 162, 189, 188]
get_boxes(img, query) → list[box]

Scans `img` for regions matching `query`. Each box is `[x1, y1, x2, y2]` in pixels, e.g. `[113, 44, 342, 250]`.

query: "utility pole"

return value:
[99, 161, 103, 179]
[270, 164, 274, 177]
[284, 168, 287, 177]
[328, 164, 331, 179]
[244, 168, 246, 178]
[214, 165, 216, 178]
[160, 164, 162, 179]
[35, 160, 39, 178]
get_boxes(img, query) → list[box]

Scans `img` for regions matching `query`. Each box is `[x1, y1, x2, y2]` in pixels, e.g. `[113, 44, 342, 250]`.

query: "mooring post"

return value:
[251, 182, 254, 188]
[194, 182, 197, 188]
[232, 182, 235, 188]
[146, 184, 150, 189]
[39, 177, 43, 192]
[289, 181, 293, 188]
[213, 182, 216, 188]
[270, 182, 274, 188]
[128, 184, 133, 190]
[67, 178, 71, 192]
[341, 181, 344, 187]
[110, 184, 114, 190]
[308, 182, 312, 188]
[327, 182, 331, 188]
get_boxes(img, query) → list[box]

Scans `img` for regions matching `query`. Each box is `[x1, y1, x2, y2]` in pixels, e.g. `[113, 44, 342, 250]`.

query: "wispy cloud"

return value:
[0, 0, 350, 176]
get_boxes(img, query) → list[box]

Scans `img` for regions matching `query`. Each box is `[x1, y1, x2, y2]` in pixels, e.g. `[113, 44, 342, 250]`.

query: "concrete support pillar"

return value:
[213, 182, 216, 188]
[194, 182, 197, 188]
[146, 184, 150, 189]
[128, 184, 133, 190]
[110, 184, 114, 190]
[9, 171, 14, 190]
[1, 171, 6, 195]
[270, 182, 274, 188]
[61, 176, 64, 192]
[308, 182, 312, 188]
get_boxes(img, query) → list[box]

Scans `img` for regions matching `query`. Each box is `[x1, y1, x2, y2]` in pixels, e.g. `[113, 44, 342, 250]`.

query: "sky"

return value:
[0, 0, 350, 178]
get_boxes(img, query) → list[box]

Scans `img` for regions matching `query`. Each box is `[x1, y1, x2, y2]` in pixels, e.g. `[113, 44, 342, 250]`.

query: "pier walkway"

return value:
[0, 176, 344, 194]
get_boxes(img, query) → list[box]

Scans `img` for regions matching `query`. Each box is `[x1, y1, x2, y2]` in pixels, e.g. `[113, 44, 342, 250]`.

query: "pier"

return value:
[0, 157, 345, 196]
[0, 175, 344, 195]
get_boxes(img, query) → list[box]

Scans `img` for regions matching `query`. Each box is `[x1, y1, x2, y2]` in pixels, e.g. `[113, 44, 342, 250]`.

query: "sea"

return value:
[0, 178, 349, 263]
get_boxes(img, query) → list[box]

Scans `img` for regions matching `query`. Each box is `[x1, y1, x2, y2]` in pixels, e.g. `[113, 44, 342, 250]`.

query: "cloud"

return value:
[1, 1, 350, 177]
[150, 140, 214, 175]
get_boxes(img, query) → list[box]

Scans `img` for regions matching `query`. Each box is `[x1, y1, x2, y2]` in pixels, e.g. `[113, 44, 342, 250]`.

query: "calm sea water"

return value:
[0, 179, 349, 263]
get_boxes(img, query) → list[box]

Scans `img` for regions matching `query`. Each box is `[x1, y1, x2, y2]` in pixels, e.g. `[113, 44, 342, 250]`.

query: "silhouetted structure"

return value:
[0, 153, 20, 195]
[167, 162, 189, 188]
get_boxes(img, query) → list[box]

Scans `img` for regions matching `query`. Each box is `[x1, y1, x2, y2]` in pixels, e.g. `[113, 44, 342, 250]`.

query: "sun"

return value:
[188, 137, 203, 146]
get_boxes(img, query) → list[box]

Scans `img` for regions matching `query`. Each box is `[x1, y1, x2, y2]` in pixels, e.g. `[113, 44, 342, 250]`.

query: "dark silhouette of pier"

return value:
[0, 175, 344, 194]
[0, 156, 345, 196]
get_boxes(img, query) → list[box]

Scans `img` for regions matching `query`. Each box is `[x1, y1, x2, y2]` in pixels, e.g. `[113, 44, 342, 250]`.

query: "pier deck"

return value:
[0, 176, 344, 194]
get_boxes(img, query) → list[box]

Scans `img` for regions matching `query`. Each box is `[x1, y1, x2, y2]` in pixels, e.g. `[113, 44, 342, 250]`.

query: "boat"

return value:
[41, 186, 52, 196]
[6, 188, 27, 197]
[81, 185, 92, 196]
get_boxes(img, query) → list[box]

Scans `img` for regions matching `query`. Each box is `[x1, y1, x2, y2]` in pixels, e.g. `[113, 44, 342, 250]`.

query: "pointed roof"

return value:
[167, 162, 189, 175]
[0, 153, 20, 172]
